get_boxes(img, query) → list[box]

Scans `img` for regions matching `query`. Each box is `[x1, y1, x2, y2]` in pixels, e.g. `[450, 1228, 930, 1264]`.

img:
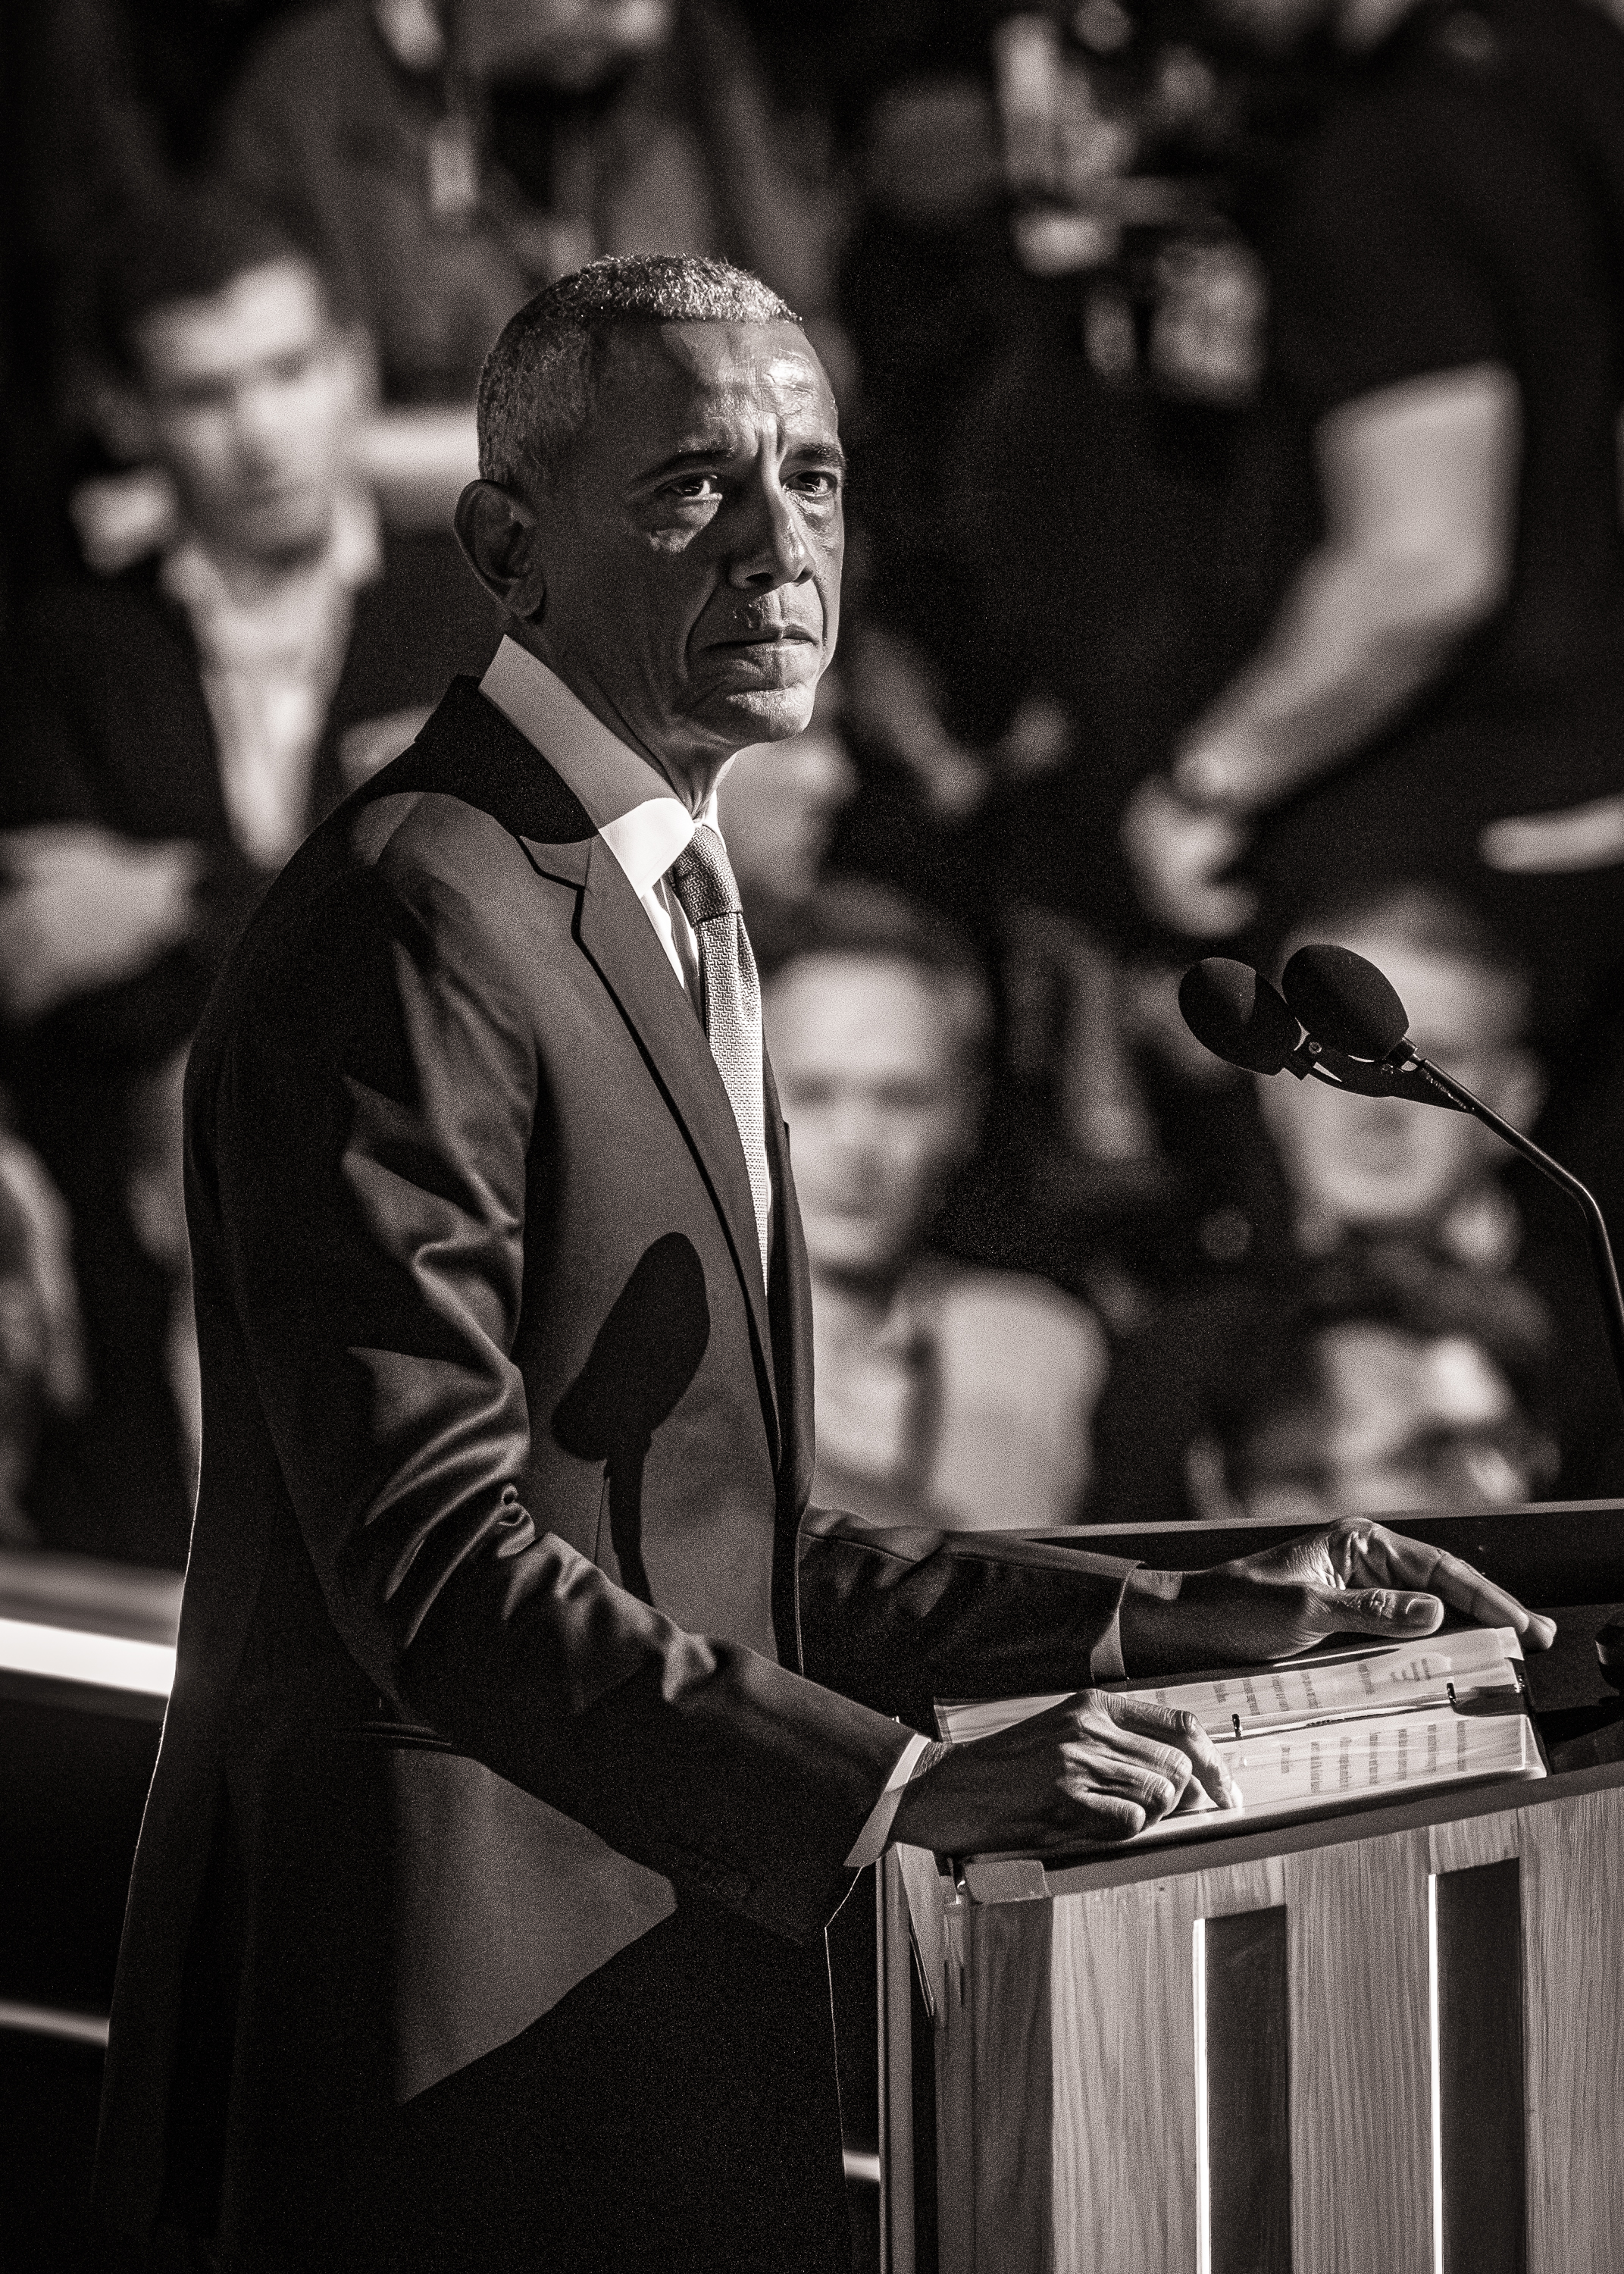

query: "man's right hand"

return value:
[889, 1689, 1241, 1855]
[0, 825, 204, 1023]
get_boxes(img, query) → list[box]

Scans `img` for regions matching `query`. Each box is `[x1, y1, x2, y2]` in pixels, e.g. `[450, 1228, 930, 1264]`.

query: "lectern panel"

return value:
[1050, 1878, 1198, 2274]
[1435, 1859, 1525, 2273]
[946, 1902, 1053, 2274]
[1284, 1830, 1434, 2274]
[1520, 1788, 1624, 2274]
[903, 1765, 1624, 2274]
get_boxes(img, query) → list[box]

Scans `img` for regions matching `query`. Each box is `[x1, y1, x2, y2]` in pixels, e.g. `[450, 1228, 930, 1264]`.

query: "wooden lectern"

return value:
[876, 1505, 1624, 2274]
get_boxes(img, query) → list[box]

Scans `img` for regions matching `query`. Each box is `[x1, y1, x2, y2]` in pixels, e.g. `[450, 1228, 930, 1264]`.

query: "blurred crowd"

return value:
[2, 0, 1624, 1570]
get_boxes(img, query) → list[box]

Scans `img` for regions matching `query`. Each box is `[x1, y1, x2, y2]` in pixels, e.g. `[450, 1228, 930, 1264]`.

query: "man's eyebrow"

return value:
[635, 444, 735, 484]
[788, 440, 847, 474]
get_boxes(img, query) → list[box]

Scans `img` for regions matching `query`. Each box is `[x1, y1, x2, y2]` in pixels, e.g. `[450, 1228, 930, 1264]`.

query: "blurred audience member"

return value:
[211, 0, 840, 525]
[719, 674, 856, 962]
[1087, 883, 1578, 1524]
[1122, 0, 1624, 1013]
[0, 187, 496, 1562]
[762, 882, 1107, 1531]
[0, 1114, 89, 1546]
[1187, 1250, 1558, 1524]
[1254, 885, 1541, 1262]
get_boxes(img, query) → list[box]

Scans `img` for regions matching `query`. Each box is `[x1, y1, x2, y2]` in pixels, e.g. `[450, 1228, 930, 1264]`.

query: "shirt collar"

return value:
[160, 484, 380, 635]
[480, 634, 718, 896]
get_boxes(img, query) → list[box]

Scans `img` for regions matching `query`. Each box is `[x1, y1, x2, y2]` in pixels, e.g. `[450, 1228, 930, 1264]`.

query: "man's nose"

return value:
[727, 471, 812, 590]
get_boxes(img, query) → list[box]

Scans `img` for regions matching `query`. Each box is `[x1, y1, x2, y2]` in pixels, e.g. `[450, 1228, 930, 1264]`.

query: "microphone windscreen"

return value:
[1281, 944, 1410, 1058]
[1178, 958, 1299, 1075]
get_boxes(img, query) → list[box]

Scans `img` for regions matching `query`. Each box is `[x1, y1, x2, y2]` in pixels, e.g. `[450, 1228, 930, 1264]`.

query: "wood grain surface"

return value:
[1286, 1829, 1434, 2274]
[911, 1770, 1624, 2274]
[1429, 1808, 1519, 1874]
[937, 1900, 1054, 2274]
[1049, 1877, 1199, 2274]
[934, 1884, 978, 2274]
[1521, 1786, 1624, 2273]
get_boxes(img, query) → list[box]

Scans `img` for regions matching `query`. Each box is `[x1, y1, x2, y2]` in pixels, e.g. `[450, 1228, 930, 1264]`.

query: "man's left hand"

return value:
[1122, 1516, 1556, 1673]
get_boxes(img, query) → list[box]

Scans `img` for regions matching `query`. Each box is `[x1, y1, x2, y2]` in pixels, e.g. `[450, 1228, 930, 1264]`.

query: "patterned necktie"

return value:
[668, 823, 771, 1286]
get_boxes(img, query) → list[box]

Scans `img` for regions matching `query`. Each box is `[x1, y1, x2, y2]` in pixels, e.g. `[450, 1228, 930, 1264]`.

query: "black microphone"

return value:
[1278, 943, 1624, 1422]
[1279, 943, 1410, 1060]
[1179, 954, 1462, 1101]
[1178, 958, 1308, 1077]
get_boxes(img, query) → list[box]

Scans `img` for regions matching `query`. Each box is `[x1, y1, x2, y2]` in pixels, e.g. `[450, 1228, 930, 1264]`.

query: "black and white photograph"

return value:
[2, 1, 1623, 2267]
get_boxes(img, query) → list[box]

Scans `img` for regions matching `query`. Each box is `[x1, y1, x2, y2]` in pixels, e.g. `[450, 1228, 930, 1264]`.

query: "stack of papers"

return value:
[936, 1625, 1544, 1850]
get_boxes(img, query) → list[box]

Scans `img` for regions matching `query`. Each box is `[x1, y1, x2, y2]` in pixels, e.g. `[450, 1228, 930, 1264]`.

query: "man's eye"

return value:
[791, 470, 840, 499]
[664, 475, 723, 502]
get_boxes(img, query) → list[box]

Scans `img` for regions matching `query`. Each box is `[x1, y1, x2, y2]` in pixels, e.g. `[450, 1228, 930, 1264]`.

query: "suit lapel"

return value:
[380, 680, 783, 1460]
[571, 835, 781, 1461]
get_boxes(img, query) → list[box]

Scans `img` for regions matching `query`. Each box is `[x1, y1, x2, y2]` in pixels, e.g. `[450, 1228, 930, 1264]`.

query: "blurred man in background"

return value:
[0, 187, 494, 1561]
[763, 880, 1106, 1530]
[1189, 1253, 1558, 1524]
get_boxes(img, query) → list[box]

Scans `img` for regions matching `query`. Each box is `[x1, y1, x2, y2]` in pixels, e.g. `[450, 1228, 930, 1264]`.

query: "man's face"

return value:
[530, 321, 843, 799]
[1237, 1323, 1547, 1521]
[764, 955, 976, 1286]
[1259, 938, 1532, 1235]
[132, 258, 352, 565]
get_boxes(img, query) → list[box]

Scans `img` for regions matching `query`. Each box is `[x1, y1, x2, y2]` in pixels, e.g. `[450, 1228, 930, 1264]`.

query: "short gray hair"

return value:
[477, 254, 799, 495]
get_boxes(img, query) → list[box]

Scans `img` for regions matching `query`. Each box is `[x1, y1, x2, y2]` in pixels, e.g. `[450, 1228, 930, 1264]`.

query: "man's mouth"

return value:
[711, 627, 815, 649]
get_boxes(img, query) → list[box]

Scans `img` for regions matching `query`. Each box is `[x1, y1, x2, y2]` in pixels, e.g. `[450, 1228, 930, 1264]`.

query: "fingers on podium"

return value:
[1352, 1523, 1557, 1649]
[1107, 1694, 1241, 1810]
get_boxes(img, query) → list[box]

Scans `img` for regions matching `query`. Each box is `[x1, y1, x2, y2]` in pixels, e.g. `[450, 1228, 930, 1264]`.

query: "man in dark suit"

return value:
[94, 255, 1552, 2272]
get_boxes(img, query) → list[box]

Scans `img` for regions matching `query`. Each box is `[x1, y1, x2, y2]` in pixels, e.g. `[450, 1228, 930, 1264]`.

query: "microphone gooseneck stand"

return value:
[1387, 1045, 1624, 1420]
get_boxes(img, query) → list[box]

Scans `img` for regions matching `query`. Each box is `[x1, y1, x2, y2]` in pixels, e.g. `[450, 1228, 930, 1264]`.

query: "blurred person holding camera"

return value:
[211, 0, 840, 529]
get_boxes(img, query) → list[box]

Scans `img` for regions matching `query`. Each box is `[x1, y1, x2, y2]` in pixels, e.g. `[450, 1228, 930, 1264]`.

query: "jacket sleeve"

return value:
[198, 810, 907, 1945]
[797, 1507, 1139, 1737]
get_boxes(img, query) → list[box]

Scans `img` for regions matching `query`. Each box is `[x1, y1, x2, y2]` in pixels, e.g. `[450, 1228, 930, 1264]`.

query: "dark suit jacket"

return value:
[95, 680, 1141, 2269]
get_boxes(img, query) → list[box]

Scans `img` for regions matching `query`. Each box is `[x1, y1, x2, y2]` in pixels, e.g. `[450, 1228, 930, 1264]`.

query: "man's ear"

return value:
[455, 479, 549, 622]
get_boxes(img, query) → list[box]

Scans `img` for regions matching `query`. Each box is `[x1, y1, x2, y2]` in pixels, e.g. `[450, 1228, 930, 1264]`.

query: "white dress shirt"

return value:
[163, 488, 381, 867]
[479, 637, 925, 1862]
[481, 635, 712, 994]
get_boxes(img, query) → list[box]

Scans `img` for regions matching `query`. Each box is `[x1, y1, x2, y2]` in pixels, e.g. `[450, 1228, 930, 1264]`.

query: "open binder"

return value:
[936, 1623, 1546, 1853]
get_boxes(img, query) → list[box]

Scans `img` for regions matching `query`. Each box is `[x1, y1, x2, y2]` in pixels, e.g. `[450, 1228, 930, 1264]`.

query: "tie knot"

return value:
[668, 822, 742, 927]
